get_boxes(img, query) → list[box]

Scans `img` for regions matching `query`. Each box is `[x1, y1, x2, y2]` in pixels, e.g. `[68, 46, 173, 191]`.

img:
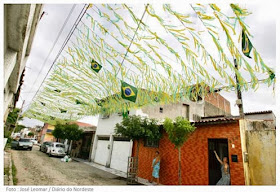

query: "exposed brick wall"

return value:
[204, 92, 231, 115]
[132, 121, 245, 185]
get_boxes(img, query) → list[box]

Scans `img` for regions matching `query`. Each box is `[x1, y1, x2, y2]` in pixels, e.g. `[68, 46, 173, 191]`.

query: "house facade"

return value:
[4, 4, 42, 122]
[133, 118, 245, 185]
[133, 111, 276, 185]
[90, 93, 231, 174]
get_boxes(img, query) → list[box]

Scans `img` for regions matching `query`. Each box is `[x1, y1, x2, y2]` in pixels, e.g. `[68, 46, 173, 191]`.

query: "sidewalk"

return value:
[72, 158, 154, 185]
[4, 151, 13, 185]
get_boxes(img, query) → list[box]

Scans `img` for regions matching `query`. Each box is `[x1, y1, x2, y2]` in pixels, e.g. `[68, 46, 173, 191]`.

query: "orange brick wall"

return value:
[132, 121, 245, 185]
[205, 92, 231, 114]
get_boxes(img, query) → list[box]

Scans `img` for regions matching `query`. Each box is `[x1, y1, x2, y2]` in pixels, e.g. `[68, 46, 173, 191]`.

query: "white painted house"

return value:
[90, 93, 231, 173]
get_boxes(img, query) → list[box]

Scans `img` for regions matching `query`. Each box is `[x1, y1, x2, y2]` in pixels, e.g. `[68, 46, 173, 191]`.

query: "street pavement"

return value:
[8, 145, 127, 185]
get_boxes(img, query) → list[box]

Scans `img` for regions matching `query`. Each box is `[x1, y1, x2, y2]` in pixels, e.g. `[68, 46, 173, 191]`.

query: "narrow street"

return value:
[8, 145, 127, 185]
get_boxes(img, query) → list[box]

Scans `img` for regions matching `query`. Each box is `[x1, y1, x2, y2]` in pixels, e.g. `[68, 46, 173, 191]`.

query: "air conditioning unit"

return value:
[193, 114, 201, 121]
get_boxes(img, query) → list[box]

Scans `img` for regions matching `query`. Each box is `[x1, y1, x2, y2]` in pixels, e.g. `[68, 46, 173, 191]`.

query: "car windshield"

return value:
[56, 144, 65, 148]
[19, 139, 30, 142]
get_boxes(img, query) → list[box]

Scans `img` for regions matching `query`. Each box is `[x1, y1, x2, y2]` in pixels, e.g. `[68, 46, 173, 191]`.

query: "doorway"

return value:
[208, 138, 229, 185]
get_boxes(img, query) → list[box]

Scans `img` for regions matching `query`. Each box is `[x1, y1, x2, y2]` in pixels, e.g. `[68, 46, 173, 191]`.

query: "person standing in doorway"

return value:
[214, 150, 230, 185]
[149, 151, 161, 185]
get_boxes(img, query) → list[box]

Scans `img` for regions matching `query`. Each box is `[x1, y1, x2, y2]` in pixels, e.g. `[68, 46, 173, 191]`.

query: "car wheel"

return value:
[49, 152, 52, 157]
[29, 148, 32, 151]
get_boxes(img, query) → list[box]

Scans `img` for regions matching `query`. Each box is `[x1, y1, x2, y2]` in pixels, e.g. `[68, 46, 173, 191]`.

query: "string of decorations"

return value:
[24, 4, 275, 124]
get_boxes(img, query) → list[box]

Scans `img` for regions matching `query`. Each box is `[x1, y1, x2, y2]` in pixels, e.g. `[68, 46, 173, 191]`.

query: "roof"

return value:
[244, 110, 273, 115]
[196, 110, 274, 125]
[195, 117, 239, 125]
[75, 122, 95, 127]
[74, 122, 96, 132]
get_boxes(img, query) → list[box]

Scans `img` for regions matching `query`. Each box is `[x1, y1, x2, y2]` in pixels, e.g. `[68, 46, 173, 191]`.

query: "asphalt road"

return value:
[10, 145, 127, 185]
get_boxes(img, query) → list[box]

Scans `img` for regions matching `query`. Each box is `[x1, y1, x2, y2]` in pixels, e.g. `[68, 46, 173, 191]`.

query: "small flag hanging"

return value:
[54, 89, 61, 93]
[242, 30, 252, 58]
[121, 81, 138, 103]
[91, 59, 102, 73]
[60, 109, 67, 113]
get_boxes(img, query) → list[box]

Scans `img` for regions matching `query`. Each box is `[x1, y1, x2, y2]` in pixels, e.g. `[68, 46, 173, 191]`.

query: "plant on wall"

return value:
[163, 116, 196, 185]
[115, 115, 161, 158]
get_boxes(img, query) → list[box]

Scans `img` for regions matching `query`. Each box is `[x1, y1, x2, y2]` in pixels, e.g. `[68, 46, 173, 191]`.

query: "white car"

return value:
[30, 139, 38, 145]
[46, 142, 66, 157]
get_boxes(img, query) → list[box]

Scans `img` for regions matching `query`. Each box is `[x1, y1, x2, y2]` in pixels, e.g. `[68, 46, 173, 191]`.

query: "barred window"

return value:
[144, 138, 159, 148]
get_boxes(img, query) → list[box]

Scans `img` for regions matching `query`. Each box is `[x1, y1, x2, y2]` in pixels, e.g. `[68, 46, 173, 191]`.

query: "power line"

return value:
[26, 4, 90, 109]
[26, 5, 77, 98]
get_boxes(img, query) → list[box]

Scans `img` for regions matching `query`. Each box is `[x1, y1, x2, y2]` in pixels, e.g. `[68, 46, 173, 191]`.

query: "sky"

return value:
[16, 4, 276, 127]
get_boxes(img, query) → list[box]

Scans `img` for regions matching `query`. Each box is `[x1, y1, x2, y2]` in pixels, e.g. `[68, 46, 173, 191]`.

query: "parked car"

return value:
[46, 142, 66, 157]
[11, 138, 33, 150]
[30, 139, 38, 145]
[40, 141, 52, 153]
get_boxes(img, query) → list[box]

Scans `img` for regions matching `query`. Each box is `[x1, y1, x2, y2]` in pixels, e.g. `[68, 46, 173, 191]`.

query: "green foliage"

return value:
[64, 124, 83, 141]
[6, 108, 23, 125]
[115, 115, 145, 140]
[12, 160, 18, 185]
[163, 117, 196, 148]
[53, 123, 83, 141]
[115, 115, 161, 141]
[4, 129, 12, 139]
[28, 132, 34, 137]
[52, 124, 66, 140]
[141, 117, 162, 141]
[14, 125, 26, 133]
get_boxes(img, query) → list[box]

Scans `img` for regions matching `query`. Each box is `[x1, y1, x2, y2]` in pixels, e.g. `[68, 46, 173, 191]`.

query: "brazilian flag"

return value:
[242, 30, 252, 58]
[91, 59, 102, 73]
[121, 81, 138, 102]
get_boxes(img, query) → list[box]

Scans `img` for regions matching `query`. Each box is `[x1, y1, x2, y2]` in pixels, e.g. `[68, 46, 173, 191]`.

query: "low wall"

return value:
[245, 120, 276, 185]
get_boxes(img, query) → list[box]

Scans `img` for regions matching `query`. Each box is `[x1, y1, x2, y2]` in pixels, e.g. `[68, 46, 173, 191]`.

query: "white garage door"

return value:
[94, 139, 109, 166]
[110, 140, 131, 173]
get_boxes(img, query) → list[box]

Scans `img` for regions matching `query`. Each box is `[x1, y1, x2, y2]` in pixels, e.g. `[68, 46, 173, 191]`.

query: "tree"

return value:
[28, 132, 34, 137]
[6, 108, 23, 126]
[52, 124, 66, 141]
[115, 115, 145, 157]
[53, 123, 83, 153]
[14, 125, 26, 133]
[163, 117, 196, 185]
[115, 115, 161, 158]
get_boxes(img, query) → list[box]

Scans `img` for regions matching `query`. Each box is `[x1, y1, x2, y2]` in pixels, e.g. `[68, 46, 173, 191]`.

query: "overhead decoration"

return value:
[242, 30, 252, 58]
[121, 81, 138, 103]
[91, 59, 102, 73]
[23, 4, 275, 124]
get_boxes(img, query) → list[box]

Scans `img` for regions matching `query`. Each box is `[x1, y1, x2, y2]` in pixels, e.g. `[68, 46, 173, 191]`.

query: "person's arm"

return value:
[214, 150, 223, 165]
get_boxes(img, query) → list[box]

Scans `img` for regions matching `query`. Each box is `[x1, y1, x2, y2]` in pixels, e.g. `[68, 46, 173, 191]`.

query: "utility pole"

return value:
[11, 100, 25, 136]
[234, 59, 245, 119]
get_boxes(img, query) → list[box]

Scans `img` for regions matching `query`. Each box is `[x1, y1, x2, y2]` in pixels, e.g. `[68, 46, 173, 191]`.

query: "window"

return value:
[183, 104, 190, 120]
[56, 144, 65, 148]
[144, 138, 159, 148]
[159, 107, 163, 113]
